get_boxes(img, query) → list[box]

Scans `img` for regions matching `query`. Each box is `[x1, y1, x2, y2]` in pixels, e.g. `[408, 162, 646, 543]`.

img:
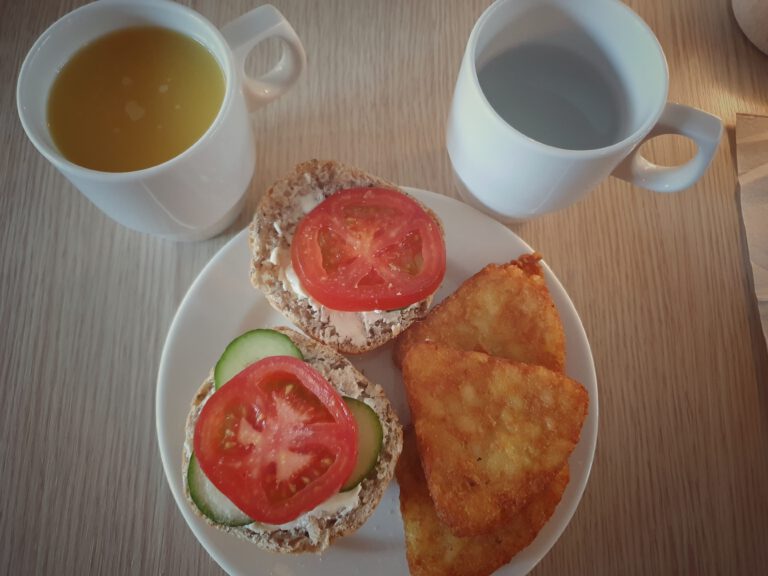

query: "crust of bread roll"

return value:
[182, 327, 403, 553]
[248, 159, 443, 354]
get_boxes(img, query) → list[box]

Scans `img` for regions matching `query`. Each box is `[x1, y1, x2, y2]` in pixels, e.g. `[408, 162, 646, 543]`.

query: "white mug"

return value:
[732, 0, 768, 55]
[446, 0, 723, 221]
[17, 0, 305, 241]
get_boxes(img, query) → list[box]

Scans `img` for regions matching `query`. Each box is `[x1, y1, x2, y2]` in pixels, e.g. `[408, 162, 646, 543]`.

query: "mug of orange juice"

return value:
[17, 0, 305, 240]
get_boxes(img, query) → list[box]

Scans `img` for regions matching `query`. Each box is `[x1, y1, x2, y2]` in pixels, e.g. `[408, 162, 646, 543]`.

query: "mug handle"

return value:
[612, 103, 723, 192]
[220, 4, 306, 112]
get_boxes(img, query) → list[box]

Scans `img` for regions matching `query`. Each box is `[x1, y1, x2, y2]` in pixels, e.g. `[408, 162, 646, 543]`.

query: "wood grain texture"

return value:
[1, 0, 768, 575]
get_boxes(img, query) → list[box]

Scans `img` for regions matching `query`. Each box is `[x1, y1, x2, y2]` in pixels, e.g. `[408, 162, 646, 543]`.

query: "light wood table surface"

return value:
[2, 0, 768, 574]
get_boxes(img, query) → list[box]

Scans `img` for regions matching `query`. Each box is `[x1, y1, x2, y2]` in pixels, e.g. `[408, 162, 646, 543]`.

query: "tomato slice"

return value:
[193, 356, 358, 524]
[291, 187, 446, 312]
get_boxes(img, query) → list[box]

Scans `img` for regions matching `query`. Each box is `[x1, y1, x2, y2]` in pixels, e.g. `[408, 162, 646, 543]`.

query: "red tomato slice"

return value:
[194, 356, 358, 524]
[291, 187, 446, 312]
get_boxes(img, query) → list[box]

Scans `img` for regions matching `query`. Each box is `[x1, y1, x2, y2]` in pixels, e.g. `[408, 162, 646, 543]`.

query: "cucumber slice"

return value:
[187, 453, 252, 526]
[214, 329, 303, 389]
[341, 397, 383, 491]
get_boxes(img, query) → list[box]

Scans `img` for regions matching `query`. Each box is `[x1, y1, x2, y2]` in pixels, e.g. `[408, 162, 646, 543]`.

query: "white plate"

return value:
[156, 188, 598, 576]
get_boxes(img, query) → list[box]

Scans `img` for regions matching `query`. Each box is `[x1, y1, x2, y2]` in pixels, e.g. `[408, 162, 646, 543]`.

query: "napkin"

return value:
[735, 113, 768, 352]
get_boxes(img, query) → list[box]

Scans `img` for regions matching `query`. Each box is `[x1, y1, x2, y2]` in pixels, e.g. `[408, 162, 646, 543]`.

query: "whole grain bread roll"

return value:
[182, 327, 403, 553]
[248, 160, 443, 354]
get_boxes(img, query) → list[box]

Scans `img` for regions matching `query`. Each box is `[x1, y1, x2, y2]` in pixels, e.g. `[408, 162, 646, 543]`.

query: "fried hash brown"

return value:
[394, 254, 565, 372]
[401, 343, 587, 536]
[397, 429, 570, 576]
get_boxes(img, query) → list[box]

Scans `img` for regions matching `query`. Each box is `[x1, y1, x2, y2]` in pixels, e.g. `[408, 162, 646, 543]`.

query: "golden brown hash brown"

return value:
[394, 254, 565, 372]
[401, 342, 588, 537]
[397, 428, 570, 576]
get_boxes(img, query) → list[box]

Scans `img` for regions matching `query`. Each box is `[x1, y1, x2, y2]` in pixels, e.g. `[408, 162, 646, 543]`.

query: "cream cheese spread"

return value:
[270, 244, 399, 347]
[255, 484, 362, 531]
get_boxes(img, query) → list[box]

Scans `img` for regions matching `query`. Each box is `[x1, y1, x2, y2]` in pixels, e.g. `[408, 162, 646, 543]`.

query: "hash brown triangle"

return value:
[401, 342, 588, 536]
[394, 254, 565, 372]
[397, 428, 569, 576]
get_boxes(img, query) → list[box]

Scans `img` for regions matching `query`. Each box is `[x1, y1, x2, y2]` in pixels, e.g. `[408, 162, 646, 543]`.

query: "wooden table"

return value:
[2, 0, 768, 574]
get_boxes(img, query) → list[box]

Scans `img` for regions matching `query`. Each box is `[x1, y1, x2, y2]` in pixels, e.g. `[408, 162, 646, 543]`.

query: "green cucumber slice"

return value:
[214, 329, 303, 389]
[341, 397, 383, 491]
[187, 453, 252, 526]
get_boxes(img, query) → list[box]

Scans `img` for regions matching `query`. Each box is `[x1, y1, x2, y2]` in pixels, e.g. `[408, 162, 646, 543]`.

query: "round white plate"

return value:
[156, 188, 598, 576]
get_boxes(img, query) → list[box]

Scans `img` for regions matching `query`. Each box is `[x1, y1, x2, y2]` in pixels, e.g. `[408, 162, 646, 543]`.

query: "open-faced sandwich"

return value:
[182, 327, 403, 553]
[248, 160, 446, 354]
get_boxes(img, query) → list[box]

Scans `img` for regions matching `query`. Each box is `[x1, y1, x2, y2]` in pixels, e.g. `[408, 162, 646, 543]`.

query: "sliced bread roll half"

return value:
[248, 159, 443, 354]
[182, 327, 403, 553]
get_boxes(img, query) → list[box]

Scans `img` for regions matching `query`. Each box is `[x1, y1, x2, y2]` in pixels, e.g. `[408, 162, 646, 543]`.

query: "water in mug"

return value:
[478, 43, 628, 151]
[47, 26, 225, 172]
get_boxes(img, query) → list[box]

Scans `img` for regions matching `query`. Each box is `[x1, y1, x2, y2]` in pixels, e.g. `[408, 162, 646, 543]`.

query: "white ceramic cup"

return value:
[17, 0, 305, 241]
[446, 0, 723, 221]
[733, 0, 768, 55]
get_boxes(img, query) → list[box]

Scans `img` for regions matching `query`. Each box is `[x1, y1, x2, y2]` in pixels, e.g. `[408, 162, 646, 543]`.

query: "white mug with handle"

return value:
[17, 0, 305, 241]
[446, 0, 723, 221]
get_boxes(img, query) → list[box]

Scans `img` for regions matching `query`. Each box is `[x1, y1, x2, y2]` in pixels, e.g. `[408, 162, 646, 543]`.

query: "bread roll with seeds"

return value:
[248, 159, 444, 354]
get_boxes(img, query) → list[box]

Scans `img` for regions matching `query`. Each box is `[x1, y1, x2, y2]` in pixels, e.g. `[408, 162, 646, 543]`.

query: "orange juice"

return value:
[47, 26, 225, 172]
